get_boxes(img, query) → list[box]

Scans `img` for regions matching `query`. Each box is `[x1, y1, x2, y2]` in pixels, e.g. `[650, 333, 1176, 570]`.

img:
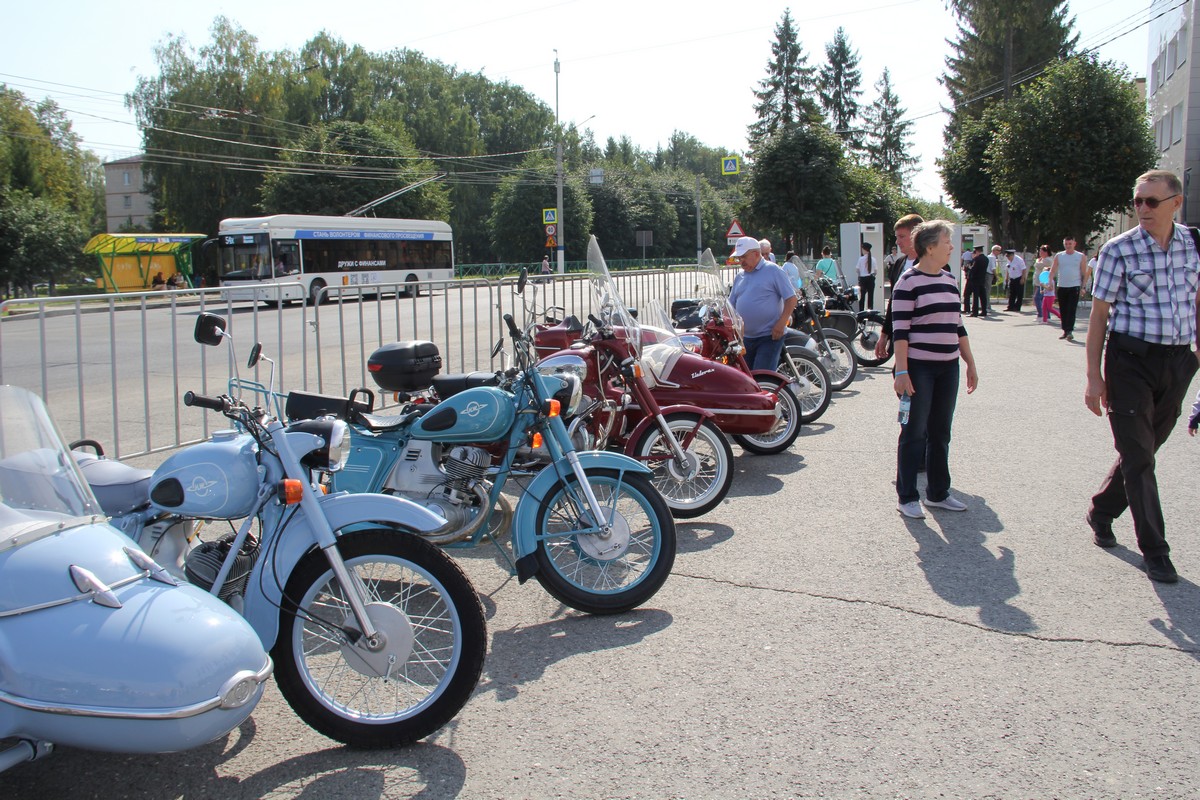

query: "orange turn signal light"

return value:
[631, 363, 644, 379]
[280, 479, 304, 505]
[546, 399, 561, 418]
[531, 432, 544, 448]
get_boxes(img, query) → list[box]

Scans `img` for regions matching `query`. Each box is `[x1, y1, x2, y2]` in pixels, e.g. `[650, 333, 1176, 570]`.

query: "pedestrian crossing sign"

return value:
[543, 208, 558, 225]
[722, 157, 740, 175]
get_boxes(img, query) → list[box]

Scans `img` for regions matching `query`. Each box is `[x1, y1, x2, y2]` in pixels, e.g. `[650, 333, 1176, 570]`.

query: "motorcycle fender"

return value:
[511, 451, 651, 582]
[621, 404, 711, 457]
[749, 369, 792, 387]
[242, 492, 447, 649]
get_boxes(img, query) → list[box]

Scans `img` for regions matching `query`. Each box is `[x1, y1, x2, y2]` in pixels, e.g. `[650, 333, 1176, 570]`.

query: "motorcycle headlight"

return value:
[288, 418, 350, 472]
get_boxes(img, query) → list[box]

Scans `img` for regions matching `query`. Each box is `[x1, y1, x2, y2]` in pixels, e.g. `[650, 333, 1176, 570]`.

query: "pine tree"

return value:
[748, 10, 822, 148]
[862, 69, 917, 188]
[817, 27, 864, 153]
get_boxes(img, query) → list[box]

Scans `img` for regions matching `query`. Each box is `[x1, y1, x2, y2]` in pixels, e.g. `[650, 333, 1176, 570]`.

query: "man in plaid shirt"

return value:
[1084, 170, 1200, 583]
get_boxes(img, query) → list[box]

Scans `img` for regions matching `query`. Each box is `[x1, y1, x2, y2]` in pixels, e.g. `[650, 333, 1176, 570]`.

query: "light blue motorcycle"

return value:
[0, 385, 271, 775]
[70, 314, 487, 748]
[285, 304, 677, 616]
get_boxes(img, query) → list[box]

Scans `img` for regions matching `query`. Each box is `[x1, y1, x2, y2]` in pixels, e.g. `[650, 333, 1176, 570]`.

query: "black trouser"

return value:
[1057, 286, 1080, 333]
[896, 358, 960, 504]
[1090, 336, 1198, 557]
[968, 279, 988, 315]
[858, 275, 875, 311]
[1007, 278, 1024, 310]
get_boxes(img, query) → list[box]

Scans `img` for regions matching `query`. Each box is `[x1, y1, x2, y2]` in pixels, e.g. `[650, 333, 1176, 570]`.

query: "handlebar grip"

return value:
[503, 313, 521, 338]
[588, 314, 604, 328]
[184, 391, 225, 412]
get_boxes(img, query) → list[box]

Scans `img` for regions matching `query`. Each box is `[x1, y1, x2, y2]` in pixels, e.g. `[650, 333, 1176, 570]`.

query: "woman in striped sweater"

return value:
[891, 220, 980, 520]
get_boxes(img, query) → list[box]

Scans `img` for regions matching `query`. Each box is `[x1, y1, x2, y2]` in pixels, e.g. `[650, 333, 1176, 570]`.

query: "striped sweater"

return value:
[891, 267, 968, 361]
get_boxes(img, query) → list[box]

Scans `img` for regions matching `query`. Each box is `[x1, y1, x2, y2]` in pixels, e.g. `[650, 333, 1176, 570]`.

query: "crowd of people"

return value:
[730, 168, 1200, 586]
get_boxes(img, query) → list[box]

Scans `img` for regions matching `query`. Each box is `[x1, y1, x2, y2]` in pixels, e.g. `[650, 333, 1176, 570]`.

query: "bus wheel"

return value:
[308, 280, 326, 306]
[404, 275, 420, 298]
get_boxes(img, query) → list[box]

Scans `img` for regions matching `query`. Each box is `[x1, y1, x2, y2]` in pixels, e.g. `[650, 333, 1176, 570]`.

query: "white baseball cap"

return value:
[732, 236, 761, 257]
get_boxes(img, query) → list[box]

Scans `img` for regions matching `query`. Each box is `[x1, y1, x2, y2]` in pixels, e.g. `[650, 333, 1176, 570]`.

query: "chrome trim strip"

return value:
[0, 660, 272, 720]
[0, 571, 150, 618]
[700, 408, 776, 416]
[0, 516, 105, 553]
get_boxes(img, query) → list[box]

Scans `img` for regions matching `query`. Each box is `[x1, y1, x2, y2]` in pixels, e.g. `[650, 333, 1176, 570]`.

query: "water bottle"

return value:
[898, 392, 911, 425]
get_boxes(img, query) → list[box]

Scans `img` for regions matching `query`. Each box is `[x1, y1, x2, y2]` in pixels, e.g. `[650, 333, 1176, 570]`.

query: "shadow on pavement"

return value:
[674, 520, 735, 554]
[0, 715, 469, 799]
[1109, 548, 1200, 663]
[479, 608, 673, 702]
[903, 494, 1035, 633]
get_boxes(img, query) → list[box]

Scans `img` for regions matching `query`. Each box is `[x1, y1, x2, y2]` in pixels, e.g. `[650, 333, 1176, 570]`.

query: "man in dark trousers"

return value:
[967, 246, 990, 317]
[1084, 169, 1200, 583]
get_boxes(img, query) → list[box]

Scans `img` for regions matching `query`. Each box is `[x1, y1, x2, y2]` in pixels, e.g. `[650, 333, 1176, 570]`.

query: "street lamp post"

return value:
[554, 51, 564, 275]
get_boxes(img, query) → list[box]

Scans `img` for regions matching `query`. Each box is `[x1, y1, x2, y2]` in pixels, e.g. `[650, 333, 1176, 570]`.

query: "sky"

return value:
[2, 0, 1154, 206]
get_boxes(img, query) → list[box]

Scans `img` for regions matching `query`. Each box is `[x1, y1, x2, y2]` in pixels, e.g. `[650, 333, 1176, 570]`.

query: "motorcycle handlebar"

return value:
[184, 391, 227, 412]
[503, 313, 521, 339]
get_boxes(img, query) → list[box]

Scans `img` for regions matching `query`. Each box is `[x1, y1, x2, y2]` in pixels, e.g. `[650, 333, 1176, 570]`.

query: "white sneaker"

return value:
[897, 501, 926, 519]
[924, 495, 967, 512]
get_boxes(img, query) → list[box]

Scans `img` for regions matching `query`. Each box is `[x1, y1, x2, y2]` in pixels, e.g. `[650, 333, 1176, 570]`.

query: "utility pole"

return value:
[695, 175, 702, 261]
[554, 51, 564, 275]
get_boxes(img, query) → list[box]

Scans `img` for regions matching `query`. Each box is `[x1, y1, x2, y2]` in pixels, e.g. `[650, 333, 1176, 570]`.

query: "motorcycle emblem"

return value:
[461, 400, 488, 418]
[187, 475, 219, 496]
[691, 368, 715, 379]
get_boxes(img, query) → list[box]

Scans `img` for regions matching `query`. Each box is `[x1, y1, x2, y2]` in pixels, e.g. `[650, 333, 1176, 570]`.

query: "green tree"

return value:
[487, 154, 593, 263]
[0, 189, 88, 297]
[129, 17, 290, 233]
[260, 120, 450, 219]
[749, 10, 822, 148]
[939, 108, 1003, 227]
[747, 124, 848, 254]
[862, 69, 917, 189]
[817, 28, 864, 153]
[986, 55, 1155, 243]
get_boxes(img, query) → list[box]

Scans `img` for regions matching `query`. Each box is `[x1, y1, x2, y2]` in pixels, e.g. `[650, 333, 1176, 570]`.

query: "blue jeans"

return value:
[743, 335, 785, 372]
[896, 358, 960, 504]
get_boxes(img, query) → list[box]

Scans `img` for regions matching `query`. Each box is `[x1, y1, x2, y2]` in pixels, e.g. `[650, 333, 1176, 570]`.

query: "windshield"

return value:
[0, 386, 101, 523]
[586, 235, 641, 357]
[689, 248, 744, 340]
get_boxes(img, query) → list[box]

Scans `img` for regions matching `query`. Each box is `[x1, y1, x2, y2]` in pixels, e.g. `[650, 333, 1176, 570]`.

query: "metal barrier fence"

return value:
[0, 266, 737, 460]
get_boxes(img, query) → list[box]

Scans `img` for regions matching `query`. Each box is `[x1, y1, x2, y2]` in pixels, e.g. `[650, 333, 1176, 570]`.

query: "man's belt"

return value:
[1109, 331, 1193, 357]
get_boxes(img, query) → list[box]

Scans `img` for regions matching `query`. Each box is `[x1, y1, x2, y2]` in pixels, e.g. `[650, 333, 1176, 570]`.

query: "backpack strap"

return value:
[1189, 226, 1200, 257]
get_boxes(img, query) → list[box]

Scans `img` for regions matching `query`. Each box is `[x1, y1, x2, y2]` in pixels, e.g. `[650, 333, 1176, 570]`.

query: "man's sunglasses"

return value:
[1133, 193, 1179, 209]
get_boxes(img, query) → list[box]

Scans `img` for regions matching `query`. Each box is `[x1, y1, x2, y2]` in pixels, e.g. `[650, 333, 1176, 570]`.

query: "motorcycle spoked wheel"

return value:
[732, 377, 802, 455]
[778, 350, 832, 425]
[630, 415, 734, 519]
[851, 317, 890, 368]
[533, 468, 676, 614]
[818, 330, 858, 390]
[273, 529, 486, 747]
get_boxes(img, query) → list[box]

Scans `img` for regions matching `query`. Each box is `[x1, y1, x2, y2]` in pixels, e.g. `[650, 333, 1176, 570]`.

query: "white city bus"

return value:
[213, 214, 454, 305]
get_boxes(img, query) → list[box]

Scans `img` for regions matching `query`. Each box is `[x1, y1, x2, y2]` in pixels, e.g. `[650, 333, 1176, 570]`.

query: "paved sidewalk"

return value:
[5, 304, 1200, 799]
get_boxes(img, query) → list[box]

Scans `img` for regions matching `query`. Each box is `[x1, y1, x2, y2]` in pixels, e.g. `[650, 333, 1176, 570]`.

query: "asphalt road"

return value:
[5, 301, 1200, 799]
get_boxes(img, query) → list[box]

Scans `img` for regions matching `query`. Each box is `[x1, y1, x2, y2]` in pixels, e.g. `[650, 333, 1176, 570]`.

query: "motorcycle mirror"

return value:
[247, 342, 263, 368]
[517, 268, 528, 295]
[194, 313, 227, 346]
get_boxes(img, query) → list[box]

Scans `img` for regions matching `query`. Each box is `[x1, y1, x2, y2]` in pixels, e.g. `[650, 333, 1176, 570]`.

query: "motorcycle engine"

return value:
[443, 445, 489, 481]
[184, 532, 260, 606]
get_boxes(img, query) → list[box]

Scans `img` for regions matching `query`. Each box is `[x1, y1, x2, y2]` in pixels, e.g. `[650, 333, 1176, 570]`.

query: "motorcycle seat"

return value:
[72, 451, 152, 515]
[432, 372, 500, 399]
[561, 315, 583, 333]
[285, 390, 373, 422]
[356, 405, 430, 432]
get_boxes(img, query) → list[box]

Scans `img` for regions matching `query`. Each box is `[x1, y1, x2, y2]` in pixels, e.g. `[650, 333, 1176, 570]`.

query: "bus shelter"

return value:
[83, 234, 206, 292]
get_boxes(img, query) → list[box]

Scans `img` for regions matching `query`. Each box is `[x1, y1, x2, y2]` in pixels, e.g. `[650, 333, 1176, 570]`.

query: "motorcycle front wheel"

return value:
[631, 415, 734, 519]
[733, 377, 801, 455]
[533, 469, 676, 614]
[273, 529, 486, 747]
[778, 349, 832, 424]
[819, 330, 858, 390]
[851, 316, 890, 367]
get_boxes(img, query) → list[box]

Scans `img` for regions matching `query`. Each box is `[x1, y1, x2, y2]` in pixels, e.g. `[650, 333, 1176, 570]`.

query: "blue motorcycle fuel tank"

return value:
[148, 430, 261, 519]
[412, 387, 515, 443]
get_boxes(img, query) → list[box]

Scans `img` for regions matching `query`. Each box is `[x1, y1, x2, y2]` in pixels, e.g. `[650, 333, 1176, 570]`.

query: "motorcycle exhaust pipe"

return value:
[0, 740, 53, 773]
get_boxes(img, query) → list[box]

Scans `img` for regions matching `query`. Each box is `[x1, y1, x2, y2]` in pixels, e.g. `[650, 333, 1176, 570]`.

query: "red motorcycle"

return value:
[531, 238, 795, 517]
